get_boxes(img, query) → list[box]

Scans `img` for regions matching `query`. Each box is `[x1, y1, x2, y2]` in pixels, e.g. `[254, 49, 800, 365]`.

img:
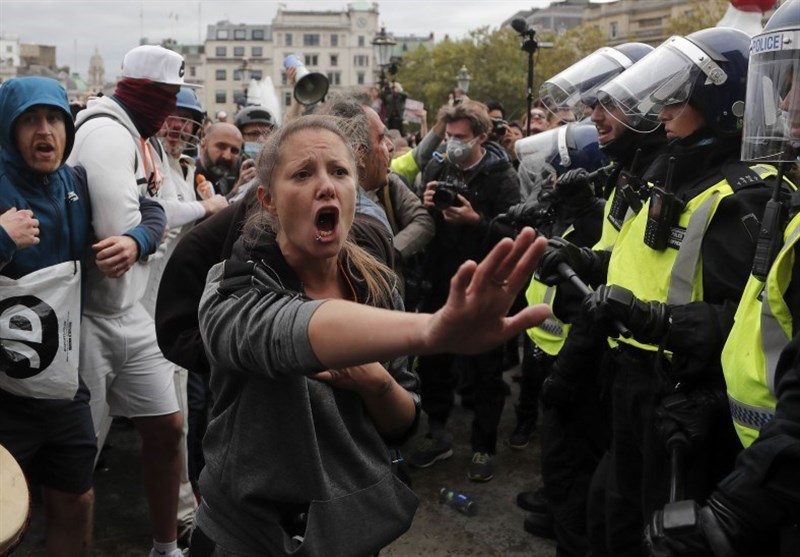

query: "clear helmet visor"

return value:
[742, 30, 800, 163]
[515, 128, 562, 197]
[540, 47, 631, 116]
[596, 36, 708, 133]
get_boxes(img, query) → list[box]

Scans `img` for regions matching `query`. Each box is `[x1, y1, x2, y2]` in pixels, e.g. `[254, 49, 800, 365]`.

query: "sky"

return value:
[0, 0, 616, 80]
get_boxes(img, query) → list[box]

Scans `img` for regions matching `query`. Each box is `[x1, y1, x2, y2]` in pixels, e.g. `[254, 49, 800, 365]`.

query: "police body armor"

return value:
[721, 210, 800, 448]
[526, 226, 575, 356]
[607, 164, 780, 354]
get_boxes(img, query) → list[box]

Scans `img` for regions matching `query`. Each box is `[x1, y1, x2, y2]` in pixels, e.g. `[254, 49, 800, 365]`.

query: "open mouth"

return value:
[34, 143, 55, 155]
[315, 207, 339, 239]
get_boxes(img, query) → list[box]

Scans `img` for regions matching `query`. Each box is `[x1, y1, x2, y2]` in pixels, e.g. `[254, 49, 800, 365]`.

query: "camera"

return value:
[491, 118, 508, 138]
[432, 178, 469, 211]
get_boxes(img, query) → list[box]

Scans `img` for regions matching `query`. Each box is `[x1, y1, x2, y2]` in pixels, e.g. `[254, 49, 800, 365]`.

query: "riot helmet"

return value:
[515, 122, 606, 199]
[597, 27, 751, 136]
[540, 42, 653, 117]
[741, 0, 800, 163]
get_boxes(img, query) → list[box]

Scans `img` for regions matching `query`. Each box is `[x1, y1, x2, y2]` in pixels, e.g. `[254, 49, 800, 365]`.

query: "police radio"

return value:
[607, 149, 644, 228]
[751, 162, 790, 281]
[644, 157, 684, 251]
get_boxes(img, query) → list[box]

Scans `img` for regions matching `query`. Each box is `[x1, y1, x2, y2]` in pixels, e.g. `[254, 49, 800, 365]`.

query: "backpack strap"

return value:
[75, 113, 139, 175]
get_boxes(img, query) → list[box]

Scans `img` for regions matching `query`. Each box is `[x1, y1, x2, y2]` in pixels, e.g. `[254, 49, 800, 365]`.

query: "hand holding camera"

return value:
[424, 179, 480, 225]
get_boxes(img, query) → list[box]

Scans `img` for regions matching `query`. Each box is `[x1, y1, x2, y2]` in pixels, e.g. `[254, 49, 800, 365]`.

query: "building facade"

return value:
[0, 35, 20, 83]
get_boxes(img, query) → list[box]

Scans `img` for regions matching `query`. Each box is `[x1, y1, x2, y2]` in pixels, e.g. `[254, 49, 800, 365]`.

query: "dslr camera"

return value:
[491, 118, 508, 138]
[432, 177, 470, 211]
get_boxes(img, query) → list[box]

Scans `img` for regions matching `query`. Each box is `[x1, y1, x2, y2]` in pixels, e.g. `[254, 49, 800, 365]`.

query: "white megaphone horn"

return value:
[283, 54, 329, 105]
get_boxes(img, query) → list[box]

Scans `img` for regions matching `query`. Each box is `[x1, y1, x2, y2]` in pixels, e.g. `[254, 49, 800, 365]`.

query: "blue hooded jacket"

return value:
[0, 76, 89, 279]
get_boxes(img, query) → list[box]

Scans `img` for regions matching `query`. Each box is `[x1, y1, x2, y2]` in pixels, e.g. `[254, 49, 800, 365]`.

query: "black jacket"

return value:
[420, 140, 520, 288]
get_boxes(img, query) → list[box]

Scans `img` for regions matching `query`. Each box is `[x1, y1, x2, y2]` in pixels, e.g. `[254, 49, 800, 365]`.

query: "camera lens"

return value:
[433, 188, 456, 211]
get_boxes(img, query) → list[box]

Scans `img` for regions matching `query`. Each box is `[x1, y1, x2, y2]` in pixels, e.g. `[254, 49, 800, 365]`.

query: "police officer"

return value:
[539, 26, 785, 555]
[647, 1, 800, 555]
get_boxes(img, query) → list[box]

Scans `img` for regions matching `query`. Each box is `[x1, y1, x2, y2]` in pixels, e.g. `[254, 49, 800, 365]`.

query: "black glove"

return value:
[582, 284, 670, 343]
[502, 197, 554, 229]
[655, 390, 725, 453]
[536, 237, 603, 286]
[556, 168, 595, 207]
[645, 498, 739, 557]
[539, 364, 575, 408]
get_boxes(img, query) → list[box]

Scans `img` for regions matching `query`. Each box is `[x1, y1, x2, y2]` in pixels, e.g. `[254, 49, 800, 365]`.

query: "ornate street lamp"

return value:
[238, 58, 252, 107]
[371, 26, 396, 89]
[456, 65, 473, 94]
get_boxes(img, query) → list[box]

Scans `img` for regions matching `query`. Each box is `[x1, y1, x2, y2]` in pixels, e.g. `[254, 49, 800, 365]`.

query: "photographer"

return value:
[408, 100, 520, 482]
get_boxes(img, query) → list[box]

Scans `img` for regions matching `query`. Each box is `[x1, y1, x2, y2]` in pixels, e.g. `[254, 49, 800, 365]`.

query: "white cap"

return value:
[121, 45, 199, 87]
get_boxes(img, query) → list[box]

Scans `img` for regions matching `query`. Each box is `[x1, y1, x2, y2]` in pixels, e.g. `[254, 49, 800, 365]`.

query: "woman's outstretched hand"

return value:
[423, 227, 550, 355]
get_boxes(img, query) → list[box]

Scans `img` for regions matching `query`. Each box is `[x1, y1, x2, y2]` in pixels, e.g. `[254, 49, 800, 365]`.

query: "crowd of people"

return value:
[0, 1, 799, 556]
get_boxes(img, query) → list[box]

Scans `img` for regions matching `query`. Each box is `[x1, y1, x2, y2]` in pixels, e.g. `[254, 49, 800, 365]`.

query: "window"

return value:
[330, 54, 338, 67]
[330, 34, 338, 47]
[189, 66, 196, 77]
[252, 29, 264, 40]
[357, 72, 365, 85]
[304, 54, 318, 66]
[234, 29, 246, 40]
[252, 70, 263, 80]
[233, 46, 245, 57]
[358, 35, 365, 47]
[284, 91, 293, 106]
[215, 90, 226, 103]
[285, 33, 293, 46]
[252, 46, 263, 57]
[609, 21, 618, 39]
[215, 69, 227, 81]
[639, 17, 661, 27]
[326, 72, 341, 86]
[282, 73, 288, 86]
[216, 29, 229, 40]
[233, 69, 243, 81]
[354, 55, 369, 67]
[303, 34, 320, 46]
[215, 46, 227, 57]
[5, 46, 11, 53]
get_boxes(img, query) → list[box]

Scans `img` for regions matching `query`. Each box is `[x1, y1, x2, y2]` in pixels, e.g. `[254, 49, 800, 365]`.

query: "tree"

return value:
[665, 0, 728, 36]
[394, 23, 605, 125]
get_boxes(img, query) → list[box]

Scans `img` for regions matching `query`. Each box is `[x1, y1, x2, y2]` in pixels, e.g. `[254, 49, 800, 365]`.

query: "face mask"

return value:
[446, 137, 478, 165]
[243, 141, 262, 159]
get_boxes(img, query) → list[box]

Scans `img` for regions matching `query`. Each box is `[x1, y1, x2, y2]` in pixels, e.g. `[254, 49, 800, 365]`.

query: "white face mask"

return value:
[446, 136, 479, 165]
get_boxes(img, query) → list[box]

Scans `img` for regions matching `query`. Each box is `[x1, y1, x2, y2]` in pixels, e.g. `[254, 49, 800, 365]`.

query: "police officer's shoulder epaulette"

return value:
[719, 161, 769, 192]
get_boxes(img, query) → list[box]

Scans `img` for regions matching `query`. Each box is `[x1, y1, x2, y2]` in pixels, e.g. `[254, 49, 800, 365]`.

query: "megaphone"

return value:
[283, 54, 329, 105]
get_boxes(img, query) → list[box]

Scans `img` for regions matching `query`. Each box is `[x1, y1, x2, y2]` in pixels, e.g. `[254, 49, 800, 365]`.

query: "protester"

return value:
[67, 45, 190, 557]
[0, 75, 166, 557]
[190, 114, 549, 556]
[146, 85, 227, 547]
[195, 122, 249, 197]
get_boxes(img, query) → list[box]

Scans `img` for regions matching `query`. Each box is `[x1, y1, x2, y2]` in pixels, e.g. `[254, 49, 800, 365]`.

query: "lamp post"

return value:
[371, 26, 396, 89]
[238, 58, 252, 107]
[456, 65, 472, 94]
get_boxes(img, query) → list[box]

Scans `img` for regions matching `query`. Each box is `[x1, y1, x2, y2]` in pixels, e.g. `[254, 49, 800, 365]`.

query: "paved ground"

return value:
[15, 365, 556, 557]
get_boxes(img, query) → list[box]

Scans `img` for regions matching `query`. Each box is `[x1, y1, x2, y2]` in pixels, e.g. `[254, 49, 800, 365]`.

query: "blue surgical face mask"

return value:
[243, 141, 262, 159]
[446, 137, 479, 165]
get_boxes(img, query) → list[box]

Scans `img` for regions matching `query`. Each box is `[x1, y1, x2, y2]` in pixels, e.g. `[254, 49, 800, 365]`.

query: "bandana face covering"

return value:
[113, 79, 178, 138]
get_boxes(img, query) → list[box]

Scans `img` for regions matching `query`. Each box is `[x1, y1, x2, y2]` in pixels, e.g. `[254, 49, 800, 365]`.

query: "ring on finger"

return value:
[490, 277, 509, 287]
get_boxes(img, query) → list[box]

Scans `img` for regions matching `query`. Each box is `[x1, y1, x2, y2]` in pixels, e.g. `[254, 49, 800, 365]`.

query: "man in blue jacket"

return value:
[0, 76, 165, 557]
